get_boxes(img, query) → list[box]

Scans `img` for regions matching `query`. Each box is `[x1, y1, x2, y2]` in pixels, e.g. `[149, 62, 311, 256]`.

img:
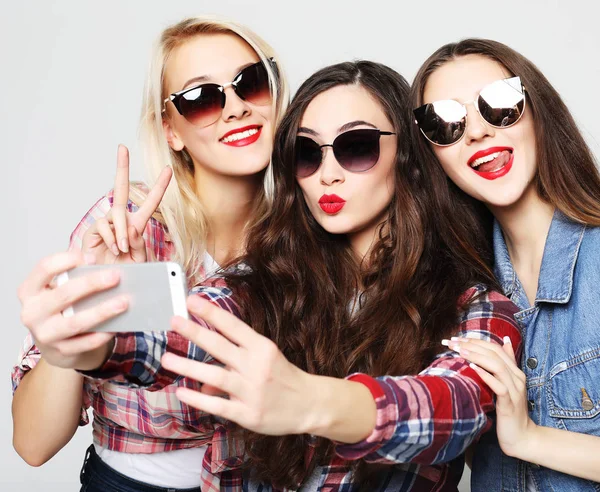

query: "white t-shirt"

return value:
[97, 252, 219, 488]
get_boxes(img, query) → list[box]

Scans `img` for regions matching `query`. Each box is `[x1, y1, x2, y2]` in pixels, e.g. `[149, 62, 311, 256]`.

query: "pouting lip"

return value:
[319, 194, 346, 204]
[220, 124, 262, 141]
[467, 146, 513, 167]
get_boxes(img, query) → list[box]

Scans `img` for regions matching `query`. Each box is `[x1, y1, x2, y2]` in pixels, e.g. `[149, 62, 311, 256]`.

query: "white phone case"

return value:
[56, 262, 188, 332]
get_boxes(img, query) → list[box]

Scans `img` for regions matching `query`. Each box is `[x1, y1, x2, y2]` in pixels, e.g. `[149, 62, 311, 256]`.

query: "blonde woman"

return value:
[12, 16, 288, 492]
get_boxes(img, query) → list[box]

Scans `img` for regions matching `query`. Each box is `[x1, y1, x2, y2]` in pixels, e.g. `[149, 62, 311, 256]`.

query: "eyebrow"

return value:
[297, 120, 378, 138]
[338, 120, 377, 132]
[180, 61, 258, 91]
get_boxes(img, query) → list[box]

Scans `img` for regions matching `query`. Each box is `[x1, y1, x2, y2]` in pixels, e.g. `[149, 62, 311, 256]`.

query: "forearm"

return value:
[12, 359, 84, 466]
[331, 368, 492, 465]
[513, 425, 600, 482]
[307, 375, 377, 443]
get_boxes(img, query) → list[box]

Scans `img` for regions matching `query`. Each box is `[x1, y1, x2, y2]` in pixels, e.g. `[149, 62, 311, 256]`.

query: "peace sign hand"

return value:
[82, 145, 173, 265]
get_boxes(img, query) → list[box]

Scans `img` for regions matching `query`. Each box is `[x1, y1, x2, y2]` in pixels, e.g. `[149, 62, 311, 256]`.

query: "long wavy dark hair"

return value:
[225, 60, 499, 489]
[410, 38, 600, 239]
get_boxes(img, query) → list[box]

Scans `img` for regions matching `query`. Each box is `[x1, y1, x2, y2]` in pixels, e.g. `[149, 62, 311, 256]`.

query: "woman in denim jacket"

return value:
[411, 38, 600, 491]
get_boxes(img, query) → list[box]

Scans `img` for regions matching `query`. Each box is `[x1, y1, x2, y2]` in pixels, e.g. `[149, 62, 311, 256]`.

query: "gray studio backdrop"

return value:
[1, 1, 598, 490]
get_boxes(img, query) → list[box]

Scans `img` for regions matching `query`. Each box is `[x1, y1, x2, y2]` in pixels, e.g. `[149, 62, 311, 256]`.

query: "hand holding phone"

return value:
[57, 261, 188, 332]
[17, 251, 125, 370]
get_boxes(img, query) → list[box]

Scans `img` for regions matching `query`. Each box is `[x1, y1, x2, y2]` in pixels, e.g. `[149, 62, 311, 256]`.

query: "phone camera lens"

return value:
[171, 271, 176, 277]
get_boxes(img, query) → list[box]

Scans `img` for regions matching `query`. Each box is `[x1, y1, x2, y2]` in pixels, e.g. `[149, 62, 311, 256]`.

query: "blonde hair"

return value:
[138, 16, 289, 283]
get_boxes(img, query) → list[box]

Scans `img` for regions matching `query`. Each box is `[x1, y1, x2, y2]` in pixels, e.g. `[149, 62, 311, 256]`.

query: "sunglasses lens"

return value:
[178, 85, 224, 127]
[478, 77, 525, 128]
[295, 136, 322, 177]
[333, 129, 381, 172]
[235, 62, 272, 106]
[414, 100, 467, 146]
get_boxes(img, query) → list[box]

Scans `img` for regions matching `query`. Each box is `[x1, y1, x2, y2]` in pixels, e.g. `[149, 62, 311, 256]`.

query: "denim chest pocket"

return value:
[547, 348, 600, 433]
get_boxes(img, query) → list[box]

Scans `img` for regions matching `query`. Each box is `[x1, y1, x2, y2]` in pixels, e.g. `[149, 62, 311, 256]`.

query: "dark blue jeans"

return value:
[79, 445, 202, 492]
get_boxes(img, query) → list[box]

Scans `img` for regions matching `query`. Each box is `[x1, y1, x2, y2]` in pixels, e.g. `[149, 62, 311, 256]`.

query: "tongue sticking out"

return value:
[477, 150, 512, 173]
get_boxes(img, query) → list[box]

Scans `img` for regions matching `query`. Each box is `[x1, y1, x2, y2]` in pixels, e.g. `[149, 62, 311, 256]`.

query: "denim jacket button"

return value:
[528, 400, 535, 411]
[526, 357, 538, 369]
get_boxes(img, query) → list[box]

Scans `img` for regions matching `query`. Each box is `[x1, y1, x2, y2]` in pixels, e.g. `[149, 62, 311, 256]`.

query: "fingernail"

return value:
[120, 239, 129, 253]
[84, 253, 96, 265]
[111, 244, 120, 256]
[109, 296, 128, 312]
[503, 336, 512, 345]
[102, 270, 119, 284]
[441, 339, 450, 347]
[188, 295, 208, 309]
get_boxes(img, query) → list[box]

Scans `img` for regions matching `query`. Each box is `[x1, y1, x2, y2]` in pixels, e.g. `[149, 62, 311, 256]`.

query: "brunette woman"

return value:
[50, 60, 521, 491]
[411, 38, 600, 490]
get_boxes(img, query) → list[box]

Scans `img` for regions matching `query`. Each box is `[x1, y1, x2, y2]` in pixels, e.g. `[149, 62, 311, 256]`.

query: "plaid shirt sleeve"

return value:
[335, 285, 521, 465]
[80, 283, 239, 391]
[11, 187, 168, 425]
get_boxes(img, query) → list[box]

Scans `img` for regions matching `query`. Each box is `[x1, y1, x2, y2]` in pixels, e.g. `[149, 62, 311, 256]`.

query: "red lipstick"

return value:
[468, 146, 514, 181]
[220, 125, 262, 147]
[318, 194, 346, 214]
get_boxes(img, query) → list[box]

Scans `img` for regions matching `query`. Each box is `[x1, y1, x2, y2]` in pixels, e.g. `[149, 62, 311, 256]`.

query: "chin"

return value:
[315, 217, 353, 236]
[480, 188, 528, 208]
[227, 159, 270, 177]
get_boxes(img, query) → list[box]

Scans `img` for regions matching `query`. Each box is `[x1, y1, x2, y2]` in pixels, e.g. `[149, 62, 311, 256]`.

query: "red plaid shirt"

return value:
[12, 188, 522, 490]
[82, 281, 521, 491]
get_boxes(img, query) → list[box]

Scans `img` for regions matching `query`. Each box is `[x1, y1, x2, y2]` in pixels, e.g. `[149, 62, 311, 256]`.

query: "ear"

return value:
[163, 118, 185, 152]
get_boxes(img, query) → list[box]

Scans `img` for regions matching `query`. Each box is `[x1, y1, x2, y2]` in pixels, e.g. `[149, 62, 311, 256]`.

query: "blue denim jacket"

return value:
[472, 211, 600, 491]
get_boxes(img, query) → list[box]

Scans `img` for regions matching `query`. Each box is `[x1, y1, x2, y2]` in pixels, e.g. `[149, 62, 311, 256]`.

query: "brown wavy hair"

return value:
[225, 60, 499, 489]
[410, 38, 600, 234]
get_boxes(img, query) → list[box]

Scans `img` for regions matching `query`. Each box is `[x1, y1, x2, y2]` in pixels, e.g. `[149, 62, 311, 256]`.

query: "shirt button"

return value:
[526, 357, 538, 369]
[528, 400, 535, 411]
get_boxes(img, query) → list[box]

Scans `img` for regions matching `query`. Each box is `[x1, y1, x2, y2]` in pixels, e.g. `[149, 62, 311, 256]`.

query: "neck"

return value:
[489, 185, 554, 292]
[194, 164, 264, 267]
[348, 216, 388, 266]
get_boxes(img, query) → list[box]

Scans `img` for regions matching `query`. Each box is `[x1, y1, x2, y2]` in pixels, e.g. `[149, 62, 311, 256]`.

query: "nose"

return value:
[464, 103, 494, 145]
[319, 146, 345, 186]
[221, 85, 251, 121]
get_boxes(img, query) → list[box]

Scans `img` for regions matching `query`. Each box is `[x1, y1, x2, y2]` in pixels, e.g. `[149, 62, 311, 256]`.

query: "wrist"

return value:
[518, 421, 543, 462]
[303, 373, 378, 443]
[299, 372, 333, 436]
[503, 419, 540, 460]
[75, 337, 115, 371]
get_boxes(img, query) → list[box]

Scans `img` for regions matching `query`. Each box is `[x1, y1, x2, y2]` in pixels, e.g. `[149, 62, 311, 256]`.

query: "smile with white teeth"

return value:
[471, 151, 502, 168]
[221, 128, 259, 143]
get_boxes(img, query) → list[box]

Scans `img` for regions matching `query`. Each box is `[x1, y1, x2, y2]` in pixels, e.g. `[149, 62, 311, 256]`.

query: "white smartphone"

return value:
[56, 261, 189, 332]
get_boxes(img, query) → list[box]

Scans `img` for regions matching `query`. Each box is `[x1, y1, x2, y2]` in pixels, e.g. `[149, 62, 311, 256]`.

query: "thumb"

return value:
[502, 336, 517, 363]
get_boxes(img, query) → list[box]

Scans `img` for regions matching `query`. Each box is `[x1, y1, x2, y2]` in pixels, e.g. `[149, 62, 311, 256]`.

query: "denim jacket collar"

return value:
[493, 209, 586, 305]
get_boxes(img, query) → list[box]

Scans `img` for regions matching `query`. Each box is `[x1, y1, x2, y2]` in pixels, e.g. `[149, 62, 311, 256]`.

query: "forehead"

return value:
[164, 33, 259, 91]
[423, 54, 512, 103]
[300, 84, 390, 134]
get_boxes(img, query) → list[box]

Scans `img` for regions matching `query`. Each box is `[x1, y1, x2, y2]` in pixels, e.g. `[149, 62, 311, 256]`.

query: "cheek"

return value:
[182, 126, 216, 150]
[297, 177, 318, 203]
[433, 147, 462, 180]
[256, 105, 274, 127]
